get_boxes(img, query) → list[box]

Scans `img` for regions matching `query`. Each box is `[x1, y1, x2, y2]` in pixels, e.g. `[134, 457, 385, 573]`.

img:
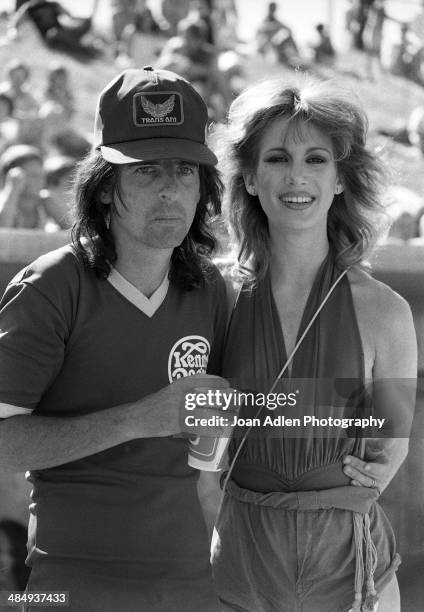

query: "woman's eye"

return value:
[266, 156, 289, 164]
[307, 157, 326, 164]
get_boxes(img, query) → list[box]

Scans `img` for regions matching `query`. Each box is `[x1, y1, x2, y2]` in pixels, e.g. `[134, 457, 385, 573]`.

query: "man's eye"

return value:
[135, 166, 156, 174]
[179, 165, 196, 175]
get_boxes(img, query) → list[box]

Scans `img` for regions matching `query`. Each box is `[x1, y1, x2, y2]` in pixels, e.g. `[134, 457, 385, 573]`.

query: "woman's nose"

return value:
[285, 162, 307, 185]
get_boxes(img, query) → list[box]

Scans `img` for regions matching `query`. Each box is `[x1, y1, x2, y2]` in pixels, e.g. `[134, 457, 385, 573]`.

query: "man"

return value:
[0, 67, 229, 611]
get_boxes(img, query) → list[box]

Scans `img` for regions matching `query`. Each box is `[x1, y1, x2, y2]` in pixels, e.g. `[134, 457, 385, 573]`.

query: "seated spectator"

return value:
[41, 62, 74, 120]
[157, 19, 231, 112]
[0, 93, 19, 155]
[256, 1, 287, 55]
[271, 25, 303, 68]
[186, 0, 215, 45]
[213, 0, 238, 51]
[8, 0, 102, 60]
[111, 0, 137, 44]
[118, 0, 164, 68]
[160, 0, 190, 36]
[0, 60, 39, 121]
[0, 144, 49, 229]
[0, 520, 30, 591]
[42, 155, 74, 229]
[0, 60, 42, 147]
[314, 23, 335, 64]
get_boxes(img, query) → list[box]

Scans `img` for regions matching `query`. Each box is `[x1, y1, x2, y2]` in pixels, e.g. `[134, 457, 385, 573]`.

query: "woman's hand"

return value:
[343, 454, 389, 491]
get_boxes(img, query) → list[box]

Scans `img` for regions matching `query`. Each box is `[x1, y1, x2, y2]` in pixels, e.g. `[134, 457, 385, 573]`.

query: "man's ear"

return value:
[99, 184, 113, 205]
[243, 171, 257, 196]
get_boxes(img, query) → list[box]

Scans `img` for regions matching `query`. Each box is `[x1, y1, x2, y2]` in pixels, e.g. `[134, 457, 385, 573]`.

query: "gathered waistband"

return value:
[224, 477, 380, 514]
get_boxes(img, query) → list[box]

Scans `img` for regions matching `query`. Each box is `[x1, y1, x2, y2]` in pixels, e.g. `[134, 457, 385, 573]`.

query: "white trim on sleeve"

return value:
[0, 403, 34, 418]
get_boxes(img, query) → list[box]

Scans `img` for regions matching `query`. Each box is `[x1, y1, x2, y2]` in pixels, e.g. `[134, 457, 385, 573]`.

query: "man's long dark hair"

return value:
[71, 150, 223, 290]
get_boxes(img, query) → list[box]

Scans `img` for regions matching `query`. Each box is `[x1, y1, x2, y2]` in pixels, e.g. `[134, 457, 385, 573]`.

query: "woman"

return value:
[211, 77, 417, 611]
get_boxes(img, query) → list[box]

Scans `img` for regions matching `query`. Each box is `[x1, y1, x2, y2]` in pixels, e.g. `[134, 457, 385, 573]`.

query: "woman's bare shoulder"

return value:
[347, 266, 412, 327]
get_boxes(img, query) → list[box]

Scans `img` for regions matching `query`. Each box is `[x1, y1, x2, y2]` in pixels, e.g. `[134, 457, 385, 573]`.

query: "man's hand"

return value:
[131, 374, 233, 439]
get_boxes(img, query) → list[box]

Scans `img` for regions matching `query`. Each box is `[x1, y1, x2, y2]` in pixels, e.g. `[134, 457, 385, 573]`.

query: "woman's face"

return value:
[244, 117, 343, 234]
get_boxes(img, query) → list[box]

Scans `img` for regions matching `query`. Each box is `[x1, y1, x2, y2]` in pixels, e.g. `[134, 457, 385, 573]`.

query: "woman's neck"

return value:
[268, 226, 330, 288]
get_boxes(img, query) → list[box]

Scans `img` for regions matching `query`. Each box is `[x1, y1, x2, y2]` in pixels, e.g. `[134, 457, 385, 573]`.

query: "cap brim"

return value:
[100, 138, 217, 165]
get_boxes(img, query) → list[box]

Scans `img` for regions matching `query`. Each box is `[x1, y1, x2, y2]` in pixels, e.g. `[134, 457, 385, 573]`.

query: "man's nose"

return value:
[158, 170, 178, 201]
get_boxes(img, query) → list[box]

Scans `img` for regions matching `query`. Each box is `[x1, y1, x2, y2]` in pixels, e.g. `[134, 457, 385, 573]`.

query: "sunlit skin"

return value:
[244, 117, 343, 243]
[107, 159, 201, 254]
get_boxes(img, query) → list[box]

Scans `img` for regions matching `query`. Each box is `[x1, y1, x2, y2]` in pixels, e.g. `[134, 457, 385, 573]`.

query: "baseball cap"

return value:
[94, 66, 217, 166]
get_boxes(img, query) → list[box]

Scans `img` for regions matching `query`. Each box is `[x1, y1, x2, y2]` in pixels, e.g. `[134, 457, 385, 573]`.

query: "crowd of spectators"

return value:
[2, 0, 424, 238]
[0, 57, 89, 231]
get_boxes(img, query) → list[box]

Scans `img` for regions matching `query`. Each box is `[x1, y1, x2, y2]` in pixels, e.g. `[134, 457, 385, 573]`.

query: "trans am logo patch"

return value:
[133, 91, 184, 126]
[168, 335, 210, 382]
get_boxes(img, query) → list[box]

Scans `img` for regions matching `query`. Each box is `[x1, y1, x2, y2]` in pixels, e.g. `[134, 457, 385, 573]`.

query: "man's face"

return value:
[108, 159, 201, 251]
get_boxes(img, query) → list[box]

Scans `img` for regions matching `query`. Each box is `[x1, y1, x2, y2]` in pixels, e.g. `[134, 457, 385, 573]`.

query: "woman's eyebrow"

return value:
[263, 146, 332, 154]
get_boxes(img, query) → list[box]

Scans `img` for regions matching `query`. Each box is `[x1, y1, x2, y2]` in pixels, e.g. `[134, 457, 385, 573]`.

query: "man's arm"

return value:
[343, 291, 417, 492]
[0, 374, 230, 473]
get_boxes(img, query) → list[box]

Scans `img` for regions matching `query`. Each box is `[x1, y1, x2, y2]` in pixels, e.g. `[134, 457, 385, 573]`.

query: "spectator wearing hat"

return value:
[0, 67, 230, 611]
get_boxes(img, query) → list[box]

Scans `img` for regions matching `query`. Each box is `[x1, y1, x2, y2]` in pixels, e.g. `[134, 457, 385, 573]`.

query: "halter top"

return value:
[224, 254, 370, 492]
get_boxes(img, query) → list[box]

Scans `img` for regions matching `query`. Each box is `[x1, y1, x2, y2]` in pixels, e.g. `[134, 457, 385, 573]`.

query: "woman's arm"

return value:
[343, 286, 417, 492]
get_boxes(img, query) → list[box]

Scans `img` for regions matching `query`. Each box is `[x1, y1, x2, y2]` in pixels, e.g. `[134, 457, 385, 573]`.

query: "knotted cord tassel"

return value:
[362, 513, 379, 612]
[352, 512, 364, 611]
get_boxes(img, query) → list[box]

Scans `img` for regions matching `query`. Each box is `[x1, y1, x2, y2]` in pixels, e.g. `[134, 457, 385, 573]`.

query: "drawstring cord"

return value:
[351, 512, 379, 611]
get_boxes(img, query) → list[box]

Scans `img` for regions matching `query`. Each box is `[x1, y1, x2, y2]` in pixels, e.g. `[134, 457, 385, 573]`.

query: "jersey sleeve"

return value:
[0, 249, 78, 416]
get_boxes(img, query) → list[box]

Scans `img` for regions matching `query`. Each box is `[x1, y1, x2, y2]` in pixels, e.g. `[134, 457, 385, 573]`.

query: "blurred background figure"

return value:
[256, 1, 287, 55]
[42, 154, 74, 229]
[0, 93, 18, 155]
[160, 0, 190, 36]
[0, 144, 60, 229]
[0, 59, 41, 147]
[41, 62, 74, 120]
[0, 59, 38, 122]
[8, 0, 102, 60]
[0, 519, 30, 591]
[383, 186, 424, 244]
[116, 0, 164, 68]
[255, 1, 303, 69]
[157, 18, 231, 118]
[313, 23, 335, 66]
[110, 0, 136, 45]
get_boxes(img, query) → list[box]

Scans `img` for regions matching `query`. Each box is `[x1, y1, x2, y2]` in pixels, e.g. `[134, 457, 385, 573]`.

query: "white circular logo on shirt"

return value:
[168, 335, 210, 382]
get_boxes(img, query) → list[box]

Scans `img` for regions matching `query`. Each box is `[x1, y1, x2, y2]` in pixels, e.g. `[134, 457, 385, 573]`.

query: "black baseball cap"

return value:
[94, 66, 217, 165]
